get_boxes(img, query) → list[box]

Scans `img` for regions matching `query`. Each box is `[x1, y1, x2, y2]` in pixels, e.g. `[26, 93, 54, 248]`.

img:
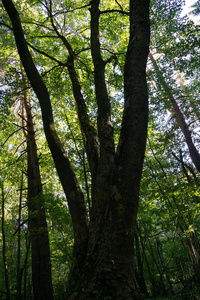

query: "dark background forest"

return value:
[0, 0, 200, 299]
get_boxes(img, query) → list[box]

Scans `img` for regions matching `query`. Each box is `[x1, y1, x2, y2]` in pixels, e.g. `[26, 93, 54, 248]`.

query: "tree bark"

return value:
[23, 233, 31, 300]
[48, 3, 100, 181]
[67, 0, 150, 299]
[16, 172, 23, 300]
[21, 77, 53, 300]
[1, 182, 10, 300]
[135, 230, 149, 297]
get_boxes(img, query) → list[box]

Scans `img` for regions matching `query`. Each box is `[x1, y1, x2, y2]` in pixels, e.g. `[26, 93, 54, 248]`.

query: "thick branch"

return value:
[116, 0, 150, 219]
[67, 55, 100, 180]
[90, 0, 115, 159]
[2, 0, 89, 259]
[47, 1, 100, 179]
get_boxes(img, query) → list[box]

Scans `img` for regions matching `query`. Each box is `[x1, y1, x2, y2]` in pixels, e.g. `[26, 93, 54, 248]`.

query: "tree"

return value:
[2, 0, 150, 299]
[149, 52, 200, 173]
[21, 72, 53, 299]
[1, 182, 10, 300]
[190, 0, 200, 16]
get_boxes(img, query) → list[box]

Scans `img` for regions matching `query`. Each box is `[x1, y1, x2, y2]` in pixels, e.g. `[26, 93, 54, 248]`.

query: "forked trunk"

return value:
[67, 0, 150, 297]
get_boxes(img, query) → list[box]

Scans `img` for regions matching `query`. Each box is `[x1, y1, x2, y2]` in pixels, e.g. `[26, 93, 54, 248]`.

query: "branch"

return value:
[51, 3, 91, 16]
[48, 0, 74, 56]
[1, 128, 22, 147]
[27, 42, 67, 66]
[115, 0, 123, 11]
[116, 0, 150, 218]
[67, 55, 100, 180]
[12, 219, 29, 236]
[100, 9, 129, 15]
[90, 0, 115, 158]
[87, 0, 116, 252]
[40, 64, 62, 77]
[0, 21, 12, 30]
[172, 150, 196, 180]
[76, 47, 91, 56]
[48, 0, 100, 180]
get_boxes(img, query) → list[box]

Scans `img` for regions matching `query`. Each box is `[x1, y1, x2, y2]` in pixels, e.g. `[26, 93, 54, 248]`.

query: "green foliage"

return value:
[0, 0, 200, 298]
[190, 0, 200, 16]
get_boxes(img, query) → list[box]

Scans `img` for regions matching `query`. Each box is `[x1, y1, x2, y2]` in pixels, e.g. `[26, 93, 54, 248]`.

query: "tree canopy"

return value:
[0, 0, 200, 299]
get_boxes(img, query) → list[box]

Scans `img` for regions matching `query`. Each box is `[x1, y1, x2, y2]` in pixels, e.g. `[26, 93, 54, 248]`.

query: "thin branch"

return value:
[148, 137, 168, 179]
[12, 219, 29, 237]
[51, 3, 91, 16]
[48, 0, 74, 56]
[105, 55, 118, 65]
[27, 42, 67, 66]
[1, 128, 22, 147]
[100, 9, 129, 15]
[41, 64, 63, 77]
[101, 47, 126, 56]
[0, 21, 12, 30]
[22, 20, 54, 32]
[115, 0, 123, 11]
[14, 140, 27, 154]
[75, 47, 91, 56]
[28, 35, 59, 39]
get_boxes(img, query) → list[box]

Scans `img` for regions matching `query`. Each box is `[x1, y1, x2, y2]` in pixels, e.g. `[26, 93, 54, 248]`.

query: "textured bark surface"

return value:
[67, 0, 150, 299]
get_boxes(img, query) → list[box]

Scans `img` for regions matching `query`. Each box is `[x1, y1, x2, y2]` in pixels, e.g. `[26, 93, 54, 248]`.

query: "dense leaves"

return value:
[0, 0, 200, 299]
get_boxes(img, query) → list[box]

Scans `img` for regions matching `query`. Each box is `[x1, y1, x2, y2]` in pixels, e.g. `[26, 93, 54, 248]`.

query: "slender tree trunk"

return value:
[146, 235, 167, 295]
[156, 238, 174, 294]
[21, 78, 53, 299]
[1, 182, 10, 300]
[135, 231, 149, 297]
[23, 233, 31, 300]
[149, 52, 200, 172]
[17, 172, 23, 299]
[137, 225, 157, 297]
[148, 152, 200, 289]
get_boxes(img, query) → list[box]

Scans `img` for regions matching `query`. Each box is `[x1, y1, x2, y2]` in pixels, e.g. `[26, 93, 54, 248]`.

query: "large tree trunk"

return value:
[67, 0, 150, 299]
